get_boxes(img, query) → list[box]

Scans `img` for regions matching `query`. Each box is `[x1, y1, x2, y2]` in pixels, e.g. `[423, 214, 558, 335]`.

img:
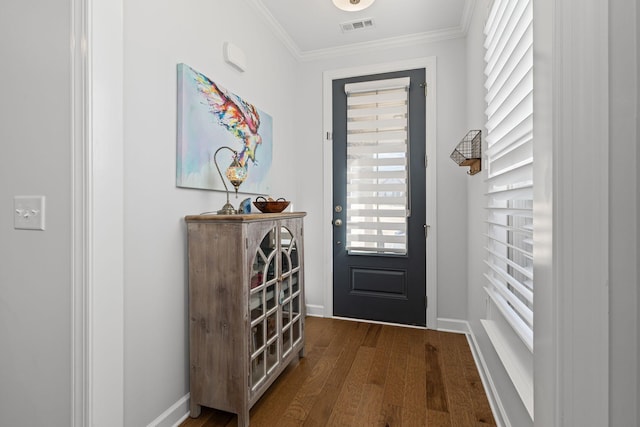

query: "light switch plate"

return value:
[14, 196, 45, 230]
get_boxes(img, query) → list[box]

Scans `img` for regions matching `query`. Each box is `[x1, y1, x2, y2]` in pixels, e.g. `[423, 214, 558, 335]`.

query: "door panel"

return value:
[351, 267, 406, 296]
[332, 68, 427, 326]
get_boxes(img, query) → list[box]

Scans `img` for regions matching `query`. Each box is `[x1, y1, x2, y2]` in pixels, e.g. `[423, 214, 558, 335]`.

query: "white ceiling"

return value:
[247, 0, 473, 60]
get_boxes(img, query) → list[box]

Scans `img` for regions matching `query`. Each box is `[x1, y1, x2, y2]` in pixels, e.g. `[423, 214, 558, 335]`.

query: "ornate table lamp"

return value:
[214, 146, 247, 214]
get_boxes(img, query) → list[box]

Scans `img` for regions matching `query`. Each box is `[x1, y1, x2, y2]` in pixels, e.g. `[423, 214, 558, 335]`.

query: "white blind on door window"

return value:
[344, 77, 410, 255]
[484, 0, 534, 351]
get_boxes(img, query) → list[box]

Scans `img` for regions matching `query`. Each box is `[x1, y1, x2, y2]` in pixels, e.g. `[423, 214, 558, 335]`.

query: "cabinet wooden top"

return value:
[185, 211, 307, 223]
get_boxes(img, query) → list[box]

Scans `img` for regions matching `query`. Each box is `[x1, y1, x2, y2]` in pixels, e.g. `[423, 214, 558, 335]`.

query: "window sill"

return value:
[481, 318, 534, 420]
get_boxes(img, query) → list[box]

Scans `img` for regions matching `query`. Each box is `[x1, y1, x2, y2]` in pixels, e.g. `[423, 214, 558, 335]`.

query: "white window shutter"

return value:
[484, 0, 534, 351]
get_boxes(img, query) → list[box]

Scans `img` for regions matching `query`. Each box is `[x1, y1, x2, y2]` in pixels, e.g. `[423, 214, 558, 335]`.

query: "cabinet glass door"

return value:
[249, 224, 303, 391]
[249, 227, 279, 390]
[280, 226, 303, 357]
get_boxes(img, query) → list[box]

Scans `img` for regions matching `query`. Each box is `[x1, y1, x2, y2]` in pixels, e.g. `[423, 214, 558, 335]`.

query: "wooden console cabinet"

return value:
[184, 212, 306, 427]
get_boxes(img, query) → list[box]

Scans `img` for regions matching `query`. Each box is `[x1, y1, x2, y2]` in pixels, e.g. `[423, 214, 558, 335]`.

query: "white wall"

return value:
[609, 0, 639, 425]
[122, 1, 299, 425]
[638, 1, 640, 422]
[295, 38, 469, 321]
[637, 2, 640, 424]
[0, 1, 72, 426]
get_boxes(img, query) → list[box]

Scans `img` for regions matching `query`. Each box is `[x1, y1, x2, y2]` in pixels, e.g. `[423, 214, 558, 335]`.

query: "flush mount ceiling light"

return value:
[332, 0, 375, 12]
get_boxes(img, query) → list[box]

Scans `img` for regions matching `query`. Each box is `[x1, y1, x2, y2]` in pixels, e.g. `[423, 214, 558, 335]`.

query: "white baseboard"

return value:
[146, 393, 190, 427]
[305, 304, 324, 317]
[436, 317, 470, 334]
[466, 325, 511, 427]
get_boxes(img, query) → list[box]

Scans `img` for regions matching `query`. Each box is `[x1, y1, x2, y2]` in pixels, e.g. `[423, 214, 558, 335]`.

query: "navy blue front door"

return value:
[332, 68, 427, 327]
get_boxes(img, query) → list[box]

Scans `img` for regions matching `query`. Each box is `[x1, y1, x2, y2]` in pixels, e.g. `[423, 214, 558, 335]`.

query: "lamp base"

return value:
[217, 202, 237, 215]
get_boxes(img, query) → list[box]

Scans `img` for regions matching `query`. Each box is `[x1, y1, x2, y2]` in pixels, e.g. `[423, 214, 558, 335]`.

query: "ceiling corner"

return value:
[246, 0, 303, 60]
[459, 0, 477, 35]
[298, 27, 467, 62]
[245, 0, 470, 62]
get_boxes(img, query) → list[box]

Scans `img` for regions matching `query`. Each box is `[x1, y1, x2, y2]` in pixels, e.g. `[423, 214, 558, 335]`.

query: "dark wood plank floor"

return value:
[180, 317, 496, 427]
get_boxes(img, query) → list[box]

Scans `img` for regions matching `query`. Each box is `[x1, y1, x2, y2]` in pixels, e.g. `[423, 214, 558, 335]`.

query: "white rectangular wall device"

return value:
[223, 41, 247, 72]
[14, 195, 45, 230]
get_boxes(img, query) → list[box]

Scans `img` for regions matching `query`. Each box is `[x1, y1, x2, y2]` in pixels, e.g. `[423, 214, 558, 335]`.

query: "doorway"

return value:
[322, 58, 437, 327]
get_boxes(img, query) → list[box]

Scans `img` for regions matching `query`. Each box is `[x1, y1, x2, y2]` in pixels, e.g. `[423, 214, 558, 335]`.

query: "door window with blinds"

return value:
[344, 77, 410, 255]
[484, 0, 534, 351]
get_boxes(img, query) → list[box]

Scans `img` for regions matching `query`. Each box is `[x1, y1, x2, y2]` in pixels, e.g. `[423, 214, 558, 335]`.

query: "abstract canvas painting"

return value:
[176, 63, 273, 194]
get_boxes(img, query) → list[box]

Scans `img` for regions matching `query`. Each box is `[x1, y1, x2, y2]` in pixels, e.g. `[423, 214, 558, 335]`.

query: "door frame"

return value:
[72, 0, 125, 425]
[322, 57, 438, 328]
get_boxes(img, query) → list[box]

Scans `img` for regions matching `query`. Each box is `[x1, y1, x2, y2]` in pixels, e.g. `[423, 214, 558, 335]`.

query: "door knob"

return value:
[333, 219, 343, 227]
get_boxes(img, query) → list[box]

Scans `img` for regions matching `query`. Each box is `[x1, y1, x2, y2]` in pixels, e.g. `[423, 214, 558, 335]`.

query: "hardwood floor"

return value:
[180, 317, 496, 427]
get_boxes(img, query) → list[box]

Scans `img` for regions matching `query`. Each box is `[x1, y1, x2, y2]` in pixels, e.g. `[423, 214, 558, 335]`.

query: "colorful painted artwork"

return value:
[176, 63, 273, 194]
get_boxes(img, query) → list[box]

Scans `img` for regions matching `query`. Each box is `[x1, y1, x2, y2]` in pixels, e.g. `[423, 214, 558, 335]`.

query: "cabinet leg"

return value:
[237, 412, 250, 427]
[298, 345, 305, 359]
[189, 402, 202, 418]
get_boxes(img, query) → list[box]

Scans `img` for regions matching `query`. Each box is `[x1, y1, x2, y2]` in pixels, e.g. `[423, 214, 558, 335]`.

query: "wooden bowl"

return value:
[253, 197, 290, 213]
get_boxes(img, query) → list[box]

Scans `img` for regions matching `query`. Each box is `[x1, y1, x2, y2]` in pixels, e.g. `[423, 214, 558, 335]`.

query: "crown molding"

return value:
[247, 0, 472, 62]
[298, 27, 466, 62]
